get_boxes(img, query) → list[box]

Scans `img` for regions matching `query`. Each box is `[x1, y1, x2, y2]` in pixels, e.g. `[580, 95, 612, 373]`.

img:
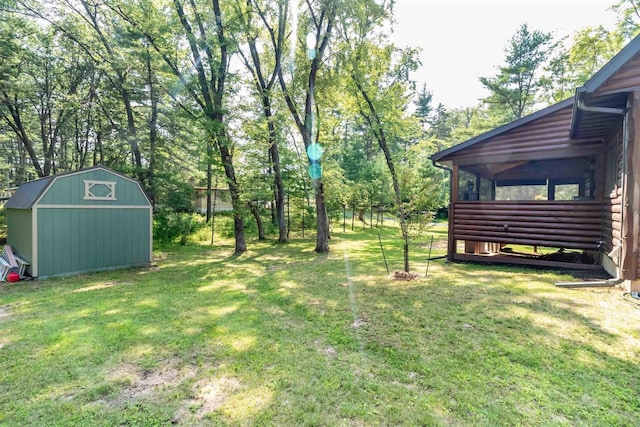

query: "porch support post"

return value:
[448, 165, 460, 261]
[452, 165, 459, 202]
[594, 154, 605, 201]
[622, 91, 640, 284]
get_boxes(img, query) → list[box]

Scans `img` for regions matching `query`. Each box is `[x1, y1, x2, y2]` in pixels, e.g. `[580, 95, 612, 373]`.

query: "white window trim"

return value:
[83, 180, 117, 201]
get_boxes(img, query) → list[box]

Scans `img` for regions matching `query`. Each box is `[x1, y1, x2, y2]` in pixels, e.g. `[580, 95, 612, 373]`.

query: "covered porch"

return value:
[432, 96, 620, 270]
[430, 34, 640, 291]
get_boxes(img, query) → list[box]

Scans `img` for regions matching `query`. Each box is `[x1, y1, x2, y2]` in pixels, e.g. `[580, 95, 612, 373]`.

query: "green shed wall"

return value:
[35, 207, 151, 278]
[37, 169, 150, 207]
[6, 209, 33, 272]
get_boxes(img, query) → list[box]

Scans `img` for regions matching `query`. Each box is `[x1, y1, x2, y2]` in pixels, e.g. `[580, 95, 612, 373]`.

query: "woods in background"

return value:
[1, 0, 638, 253]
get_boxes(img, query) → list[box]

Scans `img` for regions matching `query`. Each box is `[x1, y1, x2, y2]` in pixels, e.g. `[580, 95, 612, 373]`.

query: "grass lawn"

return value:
[1, 221, 640, 425]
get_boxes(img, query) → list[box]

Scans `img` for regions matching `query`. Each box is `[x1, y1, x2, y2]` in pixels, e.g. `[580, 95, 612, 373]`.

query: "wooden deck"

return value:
[453, 253, 603, 270]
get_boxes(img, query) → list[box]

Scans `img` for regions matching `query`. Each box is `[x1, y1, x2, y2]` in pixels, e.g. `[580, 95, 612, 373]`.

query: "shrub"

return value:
[154, 209, 203, 245]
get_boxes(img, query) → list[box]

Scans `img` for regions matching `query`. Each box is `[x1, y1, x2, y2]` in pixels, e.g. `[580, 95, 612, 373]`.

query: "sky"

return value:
[391, 0, 621, 109]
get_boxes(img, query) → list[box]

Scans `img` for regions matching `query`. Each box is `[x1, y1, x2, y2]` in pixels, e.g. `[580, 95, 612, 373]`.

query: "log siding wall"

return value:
[450, 106, 603, 164]
[452, 201, 603, 250]
[597, 56, 640, 94]
[628, 91, 640, 280]
[601, 132, 623, 264]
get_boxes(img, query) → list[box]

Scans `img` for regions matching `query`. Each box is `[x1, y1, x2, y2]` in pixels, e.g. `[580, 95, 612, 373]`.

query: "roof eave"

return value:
[582, 34, 640, 93]
[430, 98, 574, 163]
[569, 88, 586, 139]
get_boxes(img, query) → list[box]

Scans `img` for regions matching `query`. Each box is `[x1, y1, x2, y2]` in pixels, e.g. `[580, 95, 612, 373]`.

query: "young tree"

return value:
[341, 0, 434, 272]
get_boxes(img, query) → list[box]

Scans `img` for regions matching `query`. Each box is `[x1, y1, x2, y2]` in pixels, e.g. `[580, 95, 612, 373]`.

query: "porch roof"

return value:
[431, 34, 640, 166]
[430, 98, 574, 164]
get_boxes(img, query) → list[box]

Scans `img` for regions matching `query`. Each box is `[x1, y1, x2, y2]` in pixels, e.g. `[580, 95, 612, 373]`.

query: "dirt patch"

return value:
[72, 282, 132, 293]
[351, 319, 368, 329]
[120, 367, 179, 401]
[186, 376, 242, 420]
[153, 252, 169, 262]
[390, 270, 421, 281]
[104, 360, 196, 407]
[314, 338, 338, 359]
[320, 346, 338, 358]
[0, 305, 13, 320]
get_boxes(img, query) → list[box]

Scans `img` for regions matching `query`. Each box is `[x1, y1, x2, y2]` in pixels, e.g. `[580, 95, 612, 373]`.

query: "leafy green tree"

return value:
[339, 0, 435, 272]
[479, 23, 552, 121]
[542, 28, 623, 103]
[46, 0, 145, 176]
[413, 83, 433, 131]
[273, 0, 338, 253]
[0, 9, 103, 181]
[237, 0, 288, 243]
[428, 103, 451, 141]
[539, 38, 574, 104]
[0, 10, 43, 179]
[569, 27, 622, 83]
[115, 0, 248, 254]
[613, 0, 640, 40]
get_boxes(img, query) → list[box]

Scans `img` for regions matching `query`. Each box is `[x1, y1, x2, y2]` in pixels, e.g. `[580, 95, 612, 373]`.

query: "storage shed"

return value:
[5, 166, 152, 279]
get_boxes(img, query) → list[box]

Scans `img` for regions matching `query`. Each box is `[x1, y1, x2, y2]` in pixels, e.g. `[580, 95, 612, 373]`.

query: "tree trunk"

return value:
[206, 153, 212, 223]
[0, 93, 45, 177]
[314, 181, 330, 253]
[121, 85, 143, 175]
[260, 94, 287, 243]
[249, 202, 266, 240]
[358, 208, 365, 222]
[397, 213, 413, 272]
[242, 23, 288, 243]
[146, 48, 158, 210]
[217, 135, 246, 254]
[404, 234, 409, 273]
[274, 1, 335, 254]
[267, 112, 287, 243]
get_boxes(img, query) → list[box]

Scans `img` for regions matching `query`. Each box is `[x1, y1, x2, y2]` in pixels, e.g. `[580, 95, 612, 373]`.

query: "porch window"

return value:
[458, 170, 478, 200]
[479, 177, 493, 201]
[458, 171, 494, 200]
[553, 184, 580, 200]
[495, 179, 547, 201]
[457, 156, 596, 202]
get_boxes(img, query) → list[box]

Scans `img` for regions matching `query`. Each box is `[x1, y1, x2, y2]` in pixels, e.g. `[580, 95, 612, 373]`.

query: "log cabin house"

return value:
[430, 34, 640, 292]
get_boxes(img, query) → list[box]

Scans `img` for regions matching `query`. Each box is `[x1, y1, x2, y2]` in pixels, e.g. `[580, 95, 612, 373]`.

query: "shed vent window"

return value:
[83, 180, 117, 201]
